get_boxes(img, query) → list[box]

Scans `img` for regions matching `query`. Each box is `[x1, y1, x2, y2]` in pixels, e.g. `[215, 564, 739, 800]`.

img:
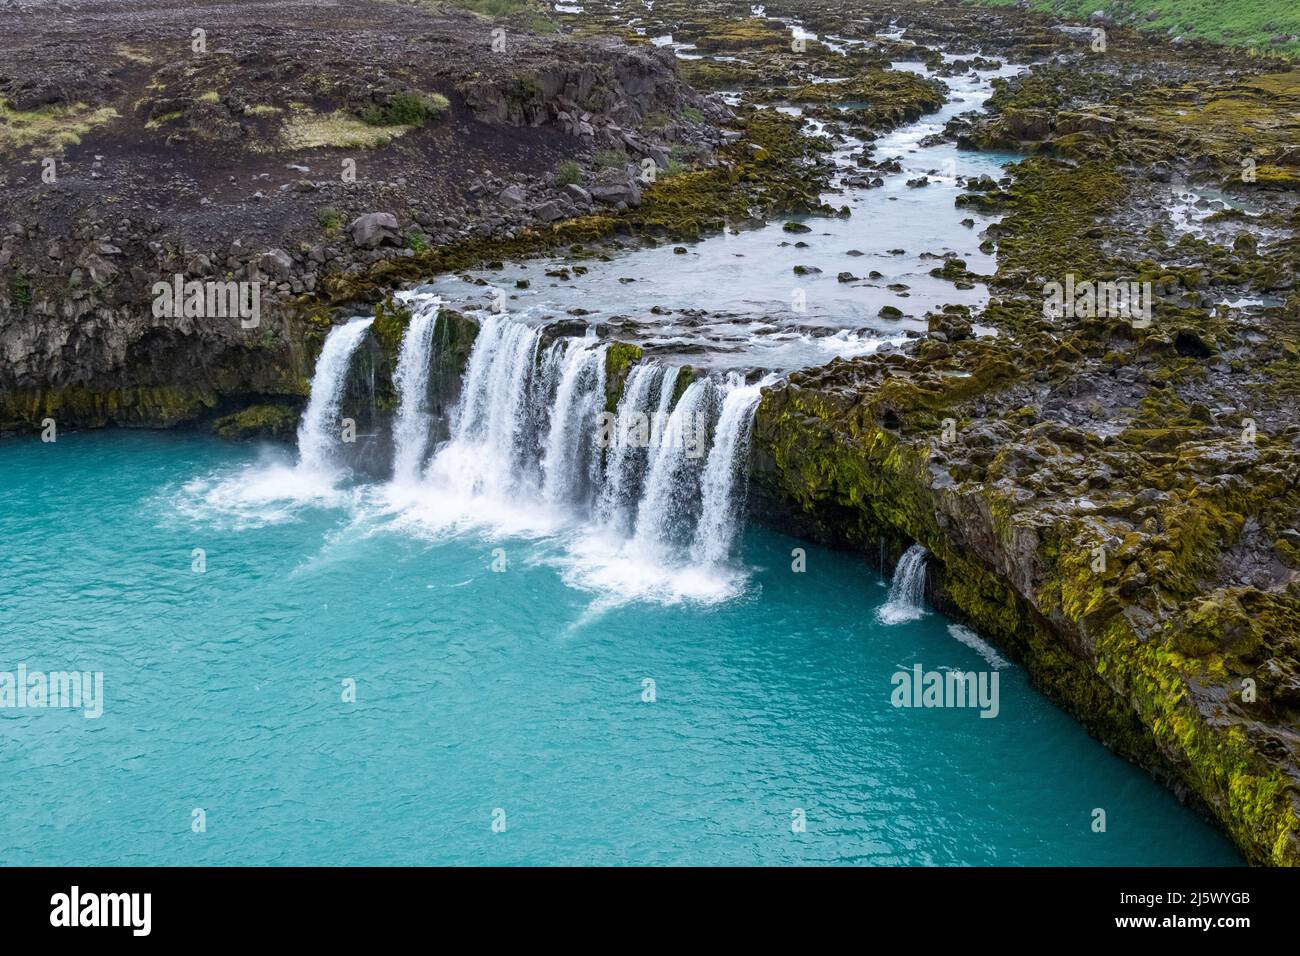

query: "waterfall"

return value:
[877, 544, 929, 624]
[596, 363, 663, 532]
[541, 341, 608, 508]
[390, 295, 442, 484]
[297, 317, 374, 474]
[690, 376, 763, 565]
[402, 309, 763, 589]
[632, 379, 714, 558]
[653, 366, 680, 440]
[431, 312, 541, 498]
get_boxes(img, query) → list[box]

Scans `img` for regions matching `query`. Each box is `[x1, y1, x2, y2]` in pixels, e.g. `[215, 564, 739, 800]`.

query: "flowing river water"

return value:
[0, 19, 1243, 865]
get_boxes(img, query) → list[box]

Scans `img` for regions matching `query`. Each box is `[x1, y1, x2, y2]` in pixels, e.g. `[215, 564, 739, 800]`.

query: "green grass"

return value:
[594, 149, 627, 170]
[359, 91, 449, 127]
[447, 0, 535, 16]
[554, 160, 582, 187]
[0, 98, 118, 152]
[662, 158, 689, 179]
[11, 274, 31, 307]
[972, 0, 1300, 52]
[282, 110, 409, 149]
[317, 207, 343, 235]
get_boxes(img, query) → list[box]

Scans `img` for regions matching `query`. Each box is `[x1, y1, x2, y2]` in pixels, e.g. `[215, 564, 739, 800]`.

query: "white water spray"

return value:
[541, 341, 607, 508]
[297, 317, 374, 474]
[431, 313, 541, 498]
[596, 363, 662, 531]
[878, 543, 929, 624]
[691, 376, 763, 564]
[390, 295, 442, 484]
[632, 379, 713, 557]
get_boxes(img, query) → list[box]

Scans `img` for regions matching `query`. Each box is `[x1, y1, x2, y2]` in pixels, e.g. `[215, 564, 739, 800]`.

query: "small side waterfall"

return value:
[390, 295, 442, 484]
[691, 377, 763, 565]
[878, 544, 929, 624]
[297, 317, 375, 474]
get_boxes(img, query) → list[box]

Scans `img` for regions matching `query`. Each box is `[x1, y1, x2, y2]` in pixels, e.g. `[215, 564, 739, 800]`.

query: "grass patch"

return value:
[281, 109, 413, 149]
[144, 110, 183, 130]
[114, 46, 154, 65]
[11, 275, 31, 307]
[446, 0, 535, 16]
[974, 0, 1300, 52]
[661, 158, 689, 179]
[518, 11, 560, 34]
[358, 91, 449, 127]
[317, 207, 344, 235]
[0, 98, 118, 152]
[554, 160, 582, 187]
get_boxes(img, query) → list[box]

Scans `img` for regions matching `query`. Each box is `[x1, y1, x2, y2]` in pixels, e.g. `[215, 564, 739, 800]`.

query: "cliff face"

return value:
[750, 352, 1300, 865]
[0, 287, 312, 431]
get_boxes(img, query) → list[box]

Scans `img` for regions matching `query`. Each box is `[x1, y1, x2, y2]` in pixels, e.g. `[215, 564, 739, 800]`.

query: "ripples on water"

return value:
[0, 433, 1241, 865]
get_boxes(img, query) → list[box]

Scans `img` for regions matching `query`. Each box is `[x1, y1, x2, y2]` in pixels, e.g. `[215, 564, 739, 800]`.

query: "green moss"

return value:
[370, 298, 412, 367]
[689, 17, 789, 53]
[359, 91, 449, 127]
[755, 68, 947, 131]
[212, 403, 299, 441]
[0, 386, 217, 431]
[604, 342, 643, 413]
[750, 358, 1300, 864]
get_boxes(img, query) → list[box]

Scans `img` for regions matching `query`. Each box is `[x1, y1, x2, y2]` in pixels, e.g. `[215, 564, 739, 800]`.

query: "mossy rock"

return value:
[213, 403, 300, 442]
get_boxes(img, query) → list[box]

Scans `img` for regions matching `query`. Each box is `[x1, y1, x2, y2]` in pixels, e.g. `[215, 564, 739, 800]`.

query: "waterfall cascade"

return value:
[878, 544, 929, 624]
[297, 317, 375, 474]
[431, 312, 543, 499]
[631, 379, 715, 558]
[390, 295, 442, 485]
[541, 340, 608, 509]
[691, 377, 764, 565]
[595, 363, 666, 534]
[296, 307, 762, 577]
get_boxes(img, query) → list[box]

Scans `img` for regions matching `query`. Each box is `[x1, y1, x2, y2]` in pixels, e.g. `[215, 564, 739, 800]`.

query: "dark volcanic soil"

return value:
[2, 0, 639, 251]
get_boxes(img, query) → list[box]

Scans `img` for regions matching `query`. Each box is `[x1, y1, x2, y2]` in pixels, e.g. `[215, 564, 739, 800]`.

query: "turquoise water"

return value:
[0, 432, 1240, 865]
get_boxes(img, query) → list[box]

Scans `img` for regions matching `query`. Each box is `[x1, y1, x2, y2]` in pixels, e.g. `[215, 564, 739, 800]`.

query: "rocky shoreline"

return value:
[2, 0, 1299, 863]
